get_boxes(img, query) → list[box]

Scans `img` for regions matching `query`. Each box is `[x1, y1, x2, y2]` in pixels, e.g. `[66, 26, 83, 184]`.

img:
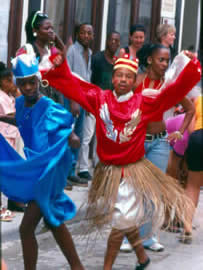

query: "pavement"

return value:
[1, 185, 203, 270]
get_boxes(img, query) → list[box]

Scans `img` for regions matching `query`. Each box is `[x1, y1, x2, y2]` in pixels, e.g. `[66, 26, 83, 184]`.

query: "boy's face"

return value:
[16, 75, 40, 102]
[112, 67, 136, 97]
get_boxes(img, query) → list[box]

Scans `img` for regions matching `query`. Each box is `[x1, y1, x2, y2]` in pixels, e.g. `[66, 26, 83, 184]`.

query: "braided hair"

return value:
[25, 11, 49, 43]
[137, 43, 168, 68]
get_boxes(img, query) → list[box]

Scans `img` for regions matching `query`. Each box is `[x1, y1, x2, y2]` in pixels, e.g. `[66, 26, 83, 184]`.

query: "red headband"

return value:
[114, 54, 139, 74]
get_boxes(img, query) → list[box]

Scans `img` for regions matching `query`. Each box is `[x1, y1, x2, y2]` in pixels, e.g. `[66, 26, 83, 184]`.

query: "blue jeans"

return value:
[64, 98, 85, 177]
[140, 135, 170, 247]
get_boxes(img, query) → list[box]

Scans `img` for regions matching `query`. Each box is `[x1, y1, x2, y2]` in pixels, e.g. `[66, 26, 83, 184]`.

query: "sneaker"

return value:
[120, 238, 133, 253]
[65, 181, 73, 191]
[68, 175, 88, 187]
[135, 258, 150, 270]
[144, 242, 164, 252]
[78, 171, 92, 181]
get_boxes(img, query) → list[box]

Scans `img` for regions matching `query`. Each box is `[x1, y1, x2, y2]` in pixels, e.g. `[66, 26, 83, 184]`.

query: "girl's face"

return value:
[130, 31, 145, 50]
[112, 68, 136, 97]
[162, 31, 176, 47]
[16, 75, 40, 103]
[148, 48, 170, 78]
[0, 75, 16, 95]
[35, 19, 55, 43]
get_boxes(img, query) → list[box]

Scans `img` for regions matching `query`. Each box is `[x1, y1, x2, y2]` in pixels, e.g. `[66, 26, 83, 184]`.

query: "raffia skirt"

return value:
[85, 158, 194, 236]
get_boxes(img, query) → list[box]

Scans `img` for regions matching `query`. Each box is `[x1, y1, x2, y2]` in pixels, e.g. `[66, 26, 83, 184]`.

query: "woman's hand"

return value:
[183, 50, 197, 60]
[167, 131, 183, 143]
[68, 131, 80, 149]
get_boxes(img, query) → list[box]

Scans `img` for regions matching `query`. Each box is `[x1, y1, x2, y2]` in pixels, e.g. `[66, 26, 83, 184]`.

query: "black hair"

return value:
[25, 11, 49, 43]
[0, 62, 12, 82]
[107, 31, 120, 40]
[137, 43, 169, 68]
[76, 22, 92, 35]
[130, 24, 146, 36]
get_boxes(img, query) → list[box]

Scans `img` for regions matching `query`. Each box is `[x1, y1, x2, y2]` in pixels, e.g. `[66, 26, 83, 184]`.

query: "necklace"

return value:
[142, 75, 164, 91]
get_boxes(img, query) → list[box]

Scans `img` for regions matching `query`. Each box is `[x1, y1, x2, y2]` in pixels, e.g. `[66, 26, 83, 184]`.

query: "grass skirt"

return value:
[85, 158, 194, 238]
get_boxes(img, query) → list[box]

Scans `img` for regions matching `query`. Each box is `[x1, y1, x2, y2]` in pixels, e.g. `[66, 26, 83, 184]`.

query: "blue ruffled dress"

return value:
[0, 95, 76, 226]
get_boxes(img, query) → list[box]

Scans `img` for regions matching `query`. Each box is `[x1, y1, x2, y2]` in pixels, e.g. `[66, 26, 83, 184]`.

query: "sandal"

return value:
[162, 220, 182, 233]
[179, 232, 192, 244]
[0, 208, 14, 222]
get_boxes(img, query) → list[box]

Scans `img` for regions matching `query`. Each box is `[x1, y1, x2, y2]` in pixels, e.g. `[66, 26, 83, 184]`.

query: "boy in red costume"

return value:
[41, 51, 201, 270]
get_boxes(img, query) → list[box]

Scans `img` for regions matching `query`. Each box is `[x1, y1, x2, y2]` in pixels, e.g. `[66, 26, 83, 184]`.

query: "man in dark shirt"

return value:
[77, 31, 120, 180]
[91, 31, 121, 90]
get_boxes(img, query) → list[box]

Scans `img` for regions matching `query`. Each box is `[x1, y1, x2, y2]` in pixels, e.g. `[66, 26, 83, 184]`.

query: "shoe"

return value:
[65, 181, 73, 191]
[120, 238, 133, 253]
[68, 175, 88, 187]
[0, 208, 14, 222]
[7, 200, 26, 212]
[179, 232, 192, 244]
[144, 242, 164, 252]
[162, 220, 182, 233]
[78, 171, 92, 181]
[135, 258, 150, 270]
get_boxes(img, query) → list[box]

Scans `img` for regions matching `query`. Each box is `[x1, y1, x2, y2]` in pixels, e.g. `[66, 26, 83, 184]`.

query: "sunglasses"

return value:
[31, 11, 48, 29]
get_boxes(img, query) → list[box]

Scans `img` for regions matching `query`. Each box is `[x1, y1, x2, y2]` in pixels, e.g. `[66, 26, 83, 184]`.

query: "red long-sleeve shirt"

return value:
[42, 56, 201, 165]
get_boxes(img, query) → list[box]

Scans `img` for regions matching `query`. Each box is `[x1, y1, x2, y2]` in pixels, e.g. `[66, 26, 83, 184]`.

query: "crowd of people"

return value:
[0, 10, 202, 270]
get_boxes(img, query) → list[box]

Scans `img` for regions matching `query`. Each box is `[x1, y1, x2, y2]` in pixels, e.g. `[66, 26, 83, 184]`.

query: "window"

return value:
[45, 0, 65, 39]
[107, 0, 131, 48]
[138, 0, 152, 41]
[75, 0, 92, 25]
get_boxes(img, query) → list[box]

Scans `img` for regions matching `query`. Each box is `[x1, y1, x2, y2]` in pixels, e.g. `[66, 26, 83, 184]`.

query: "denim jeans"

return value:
[64, 98, 85, 177]
[140, 135, 170, 247]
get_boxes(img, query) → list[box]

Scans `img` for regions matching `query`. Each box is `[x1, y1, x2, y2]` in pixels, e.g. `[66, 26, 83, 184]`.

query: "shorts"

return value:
[186, 129, 203, 171]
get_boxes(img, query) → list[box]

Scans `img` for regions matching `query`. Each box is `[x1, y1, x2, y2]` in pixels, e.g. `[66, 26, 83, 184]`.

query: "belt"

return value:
[145, 130, 167, 141]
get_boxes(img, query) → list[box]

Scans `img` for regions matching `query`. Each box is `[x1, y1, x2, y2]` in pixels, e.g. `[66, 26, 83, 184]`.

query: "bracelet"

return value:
[174, 131, 183, 139]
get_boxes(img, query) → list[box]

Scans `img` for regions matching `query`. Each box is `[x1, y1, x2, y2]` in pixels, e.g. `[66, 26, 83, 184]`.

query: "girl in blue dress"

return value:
[0, 54, 85, 270]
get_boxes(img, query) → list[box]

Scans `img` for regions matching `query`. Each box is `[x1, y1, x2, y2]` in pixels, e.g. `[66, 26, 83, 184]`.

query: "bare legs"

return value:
[183, 170, 203, 233]
[19, 201, 84, 270]
[104, 227, 148, 270]
[104, 228, 124, 270]
[19, 202, 42, 270]
[166, 150, 182, 179]
[51, 224, 84, 270]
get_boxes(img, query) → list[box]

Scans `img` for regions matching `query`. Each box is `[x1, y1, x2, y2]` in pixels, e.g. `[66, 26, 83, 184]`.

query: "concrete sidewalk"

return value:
[1, 187, 203, 269]
[1, 185, 88, 242]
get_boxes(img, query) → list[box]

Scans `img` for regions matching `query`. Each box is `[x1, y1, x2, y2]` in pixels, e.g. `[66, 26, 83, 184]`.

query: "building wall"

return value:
[0, 0, 10, 63]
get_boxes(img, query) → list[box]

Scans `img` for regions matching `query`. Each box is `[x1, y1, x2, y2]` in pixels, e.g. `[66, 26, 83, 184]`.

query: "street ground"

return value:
[1, 186, 203, 270]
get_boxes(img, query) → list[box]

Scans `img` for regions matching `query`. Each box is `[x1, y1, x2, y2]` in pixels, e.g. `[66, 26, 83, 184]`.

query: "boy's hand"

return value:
[52, 54, 64, 66]
[70, 101, 80, 117]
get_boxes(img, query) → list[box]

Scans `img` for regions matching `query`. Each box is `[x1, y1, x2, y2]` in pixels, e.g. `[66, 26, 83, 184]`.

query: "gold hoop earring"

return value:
[40, 79, 49, 88]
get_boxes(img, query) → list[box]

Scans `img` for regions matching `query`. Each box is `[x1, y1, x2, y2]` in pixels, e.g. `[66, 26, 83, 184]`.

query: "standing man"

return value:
[65, 23, 94, 186]
[77, 31, 121, 180]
